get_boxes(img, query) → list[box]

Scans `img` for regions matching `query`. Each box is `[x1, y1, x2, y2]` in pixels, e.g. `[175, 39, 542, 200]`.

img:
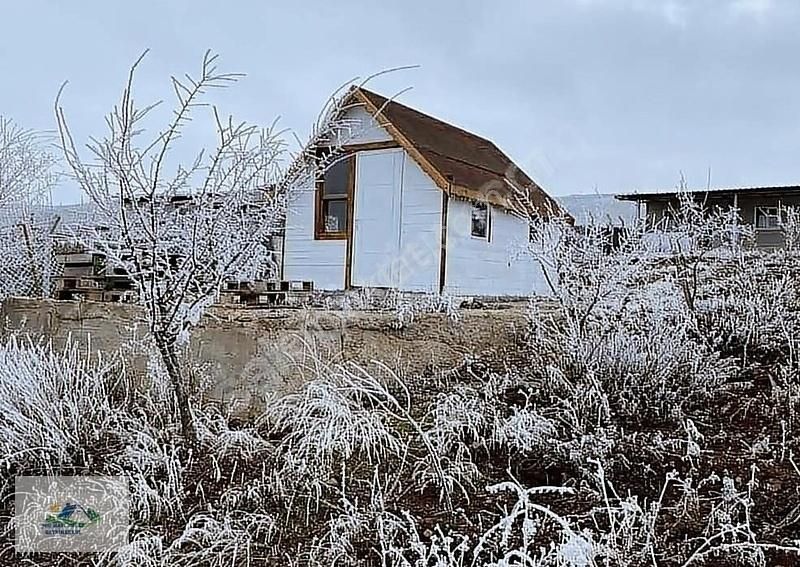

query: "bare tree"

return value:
[0, 117, 59, 298]
[55, 52, 382, 441]
[0, 117, 56, 207]
[55, 51, 374, 442]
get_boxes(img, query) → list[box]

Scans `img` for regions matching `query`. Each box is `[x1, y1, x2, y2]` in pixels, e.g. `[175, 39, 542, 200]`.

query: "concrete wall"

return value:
[1, 297, 540, 415]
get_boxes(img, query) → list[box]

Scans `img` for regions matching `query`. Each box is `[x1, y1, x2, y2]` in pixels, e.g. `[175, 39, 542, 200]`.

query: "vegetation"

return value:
[1, 195, 800, 565]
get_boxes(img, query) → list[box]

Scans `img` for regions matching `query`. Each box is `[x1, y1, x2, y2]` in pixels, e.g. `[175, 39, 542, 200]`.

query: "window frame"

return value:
[470, 201, 491, 241]
[314, 154, 355, 240]
[754, 205, 781, 231]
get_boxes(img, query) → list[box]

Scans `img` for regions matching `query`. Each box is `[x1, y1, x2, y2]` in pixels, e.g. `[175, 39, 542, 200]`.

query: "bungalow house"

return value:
[282, 88, 568, 296]
[616, 185, 800, 248]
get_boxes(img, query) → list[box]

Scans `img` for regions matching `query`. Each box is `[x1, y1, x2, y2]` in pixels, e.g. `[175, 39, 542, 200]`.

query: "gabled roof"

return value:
[346, 87, 569, 220]
[616, 184, 800, 202]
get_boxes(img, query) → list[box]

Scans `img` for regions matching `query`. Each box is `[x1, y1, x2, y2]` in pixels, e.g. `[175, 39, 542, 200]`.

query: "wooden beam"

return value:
[344, 155, 357, 289]
[341, 140, 399, 153]
[438, 190, 449, 294]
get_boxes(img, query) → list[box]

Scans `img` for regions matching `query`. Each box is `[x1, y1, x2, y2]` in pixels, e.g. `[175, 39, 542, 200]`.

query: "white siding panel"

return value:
[282, 184, 346, 290]
[351, 149, 442, 291]
[352, 149, 403, 287]
[396, 157, 442, 292]
[444, 199, 550, 296]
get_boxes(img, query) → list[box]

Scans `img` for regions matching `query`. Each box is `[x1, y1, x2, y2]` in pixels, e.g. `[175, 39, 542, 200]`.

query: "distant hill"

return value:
[557, 193, 639, 226]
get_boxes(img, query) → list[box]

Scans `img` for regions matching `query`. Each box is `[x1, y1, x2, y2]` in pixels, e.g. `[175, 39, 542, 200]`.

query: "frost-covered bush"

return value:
[0, 336, 121, 471]
[526, 204, 746, 429]
[266, 364, 404, 469]
[528, 286, 734, 429]
[261, 360, 407, 513]
[195, 406, 273, 461]
[321, 287, 462, 328]
[694, 255, 800, 367]
[111, 511, 275, 567]
[493, 407, 558, 454]
[375, 511, 471, 567]
[120, 426, 187, 524]
[426, 385, 492, 453]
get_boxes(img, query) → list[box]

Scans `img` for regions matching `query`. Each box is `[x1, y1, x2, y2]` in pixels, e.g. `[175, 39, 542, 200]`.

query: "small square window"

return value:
[471, 202, 490, 239]
[755, 206, 781, 230]
[323, 199, 347, 233]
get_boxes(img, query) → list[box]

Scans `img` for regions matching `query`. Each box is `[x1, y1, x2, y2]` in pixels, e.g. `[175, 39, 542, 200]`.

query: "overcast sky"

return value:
[1, 0, 798, 203]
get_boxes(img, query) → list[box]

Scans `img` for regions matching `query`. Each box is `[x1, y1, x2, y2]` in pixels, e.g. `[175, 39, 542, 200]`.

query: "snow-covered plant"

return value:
[376, 510, 471, 567]
[584, 459, 665, 566]
[493, 407, 558, 454]
[474, 478, 580, 566]
[194, 406, 273, 461]
[658, 186, 754, 312]
[121, 430, 187, 524]
[693, 253, 800, 369]
[0, 336, 120, 472]
[391, 291, 462, 329]
[528, 214, 651, 331]
[780, 206, 800, 253]
[170, 511, 275, 566]
[267, 365, 405, 470]
[262, 360, 407, 516]
[110, 510, 275, 567]
[528, 248, 737, 429]
[410, 441, 481, 503]
[0, 117, 56, 206]
[305, 496, 373, 566]
[265, 357, 465, 511]
[426, 385, 492, 453]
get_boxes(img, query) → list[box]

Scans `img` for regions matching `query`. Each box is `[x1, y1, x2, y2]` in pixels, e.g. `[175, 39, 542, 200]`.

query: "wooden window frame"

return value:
[313, 142, 398, 242]
[315, 155, 355, 241]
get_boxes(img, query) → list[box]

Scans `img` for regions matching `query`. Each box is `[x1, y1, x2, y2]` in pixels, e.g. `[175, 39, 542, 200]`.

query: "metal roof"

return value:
[616, 184, 800, 202]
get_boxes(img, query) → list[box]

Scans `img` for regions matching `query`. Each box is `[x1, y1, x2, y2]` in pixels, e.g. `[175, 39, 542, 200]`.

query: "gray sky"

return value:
[2, 0, 798, 203]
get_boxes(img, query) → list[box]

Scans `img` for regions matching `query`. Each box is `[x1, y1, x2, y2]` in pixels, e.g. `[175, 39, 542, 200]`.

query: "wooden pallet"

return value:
[219, 280, 314, 307]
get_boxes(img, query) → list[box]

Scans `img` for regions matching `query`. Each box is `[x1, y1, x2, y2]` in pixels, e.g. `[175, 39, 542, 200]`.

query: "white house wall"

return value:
[337, 105, 393, 145]
[282, 183, 346, 290]
[394, 155, 442, 291]
[282, 104, 390, 291]
[444, 199, 550, 296]
[284, 101, 548, 296]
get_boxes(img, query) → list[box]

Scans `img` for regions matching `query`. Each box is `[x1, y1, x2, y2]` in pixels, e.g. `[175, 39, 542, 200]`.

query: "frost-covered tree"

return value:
[0, 117, 56, 206]
[55, 50, 377, 442]
[0, 117, 59, 298]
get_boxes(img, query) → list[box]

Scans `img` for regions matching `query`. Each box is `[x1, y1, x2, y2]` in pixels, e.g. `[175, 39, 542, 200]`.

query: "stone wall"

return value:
[0, 297, 547, 413]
